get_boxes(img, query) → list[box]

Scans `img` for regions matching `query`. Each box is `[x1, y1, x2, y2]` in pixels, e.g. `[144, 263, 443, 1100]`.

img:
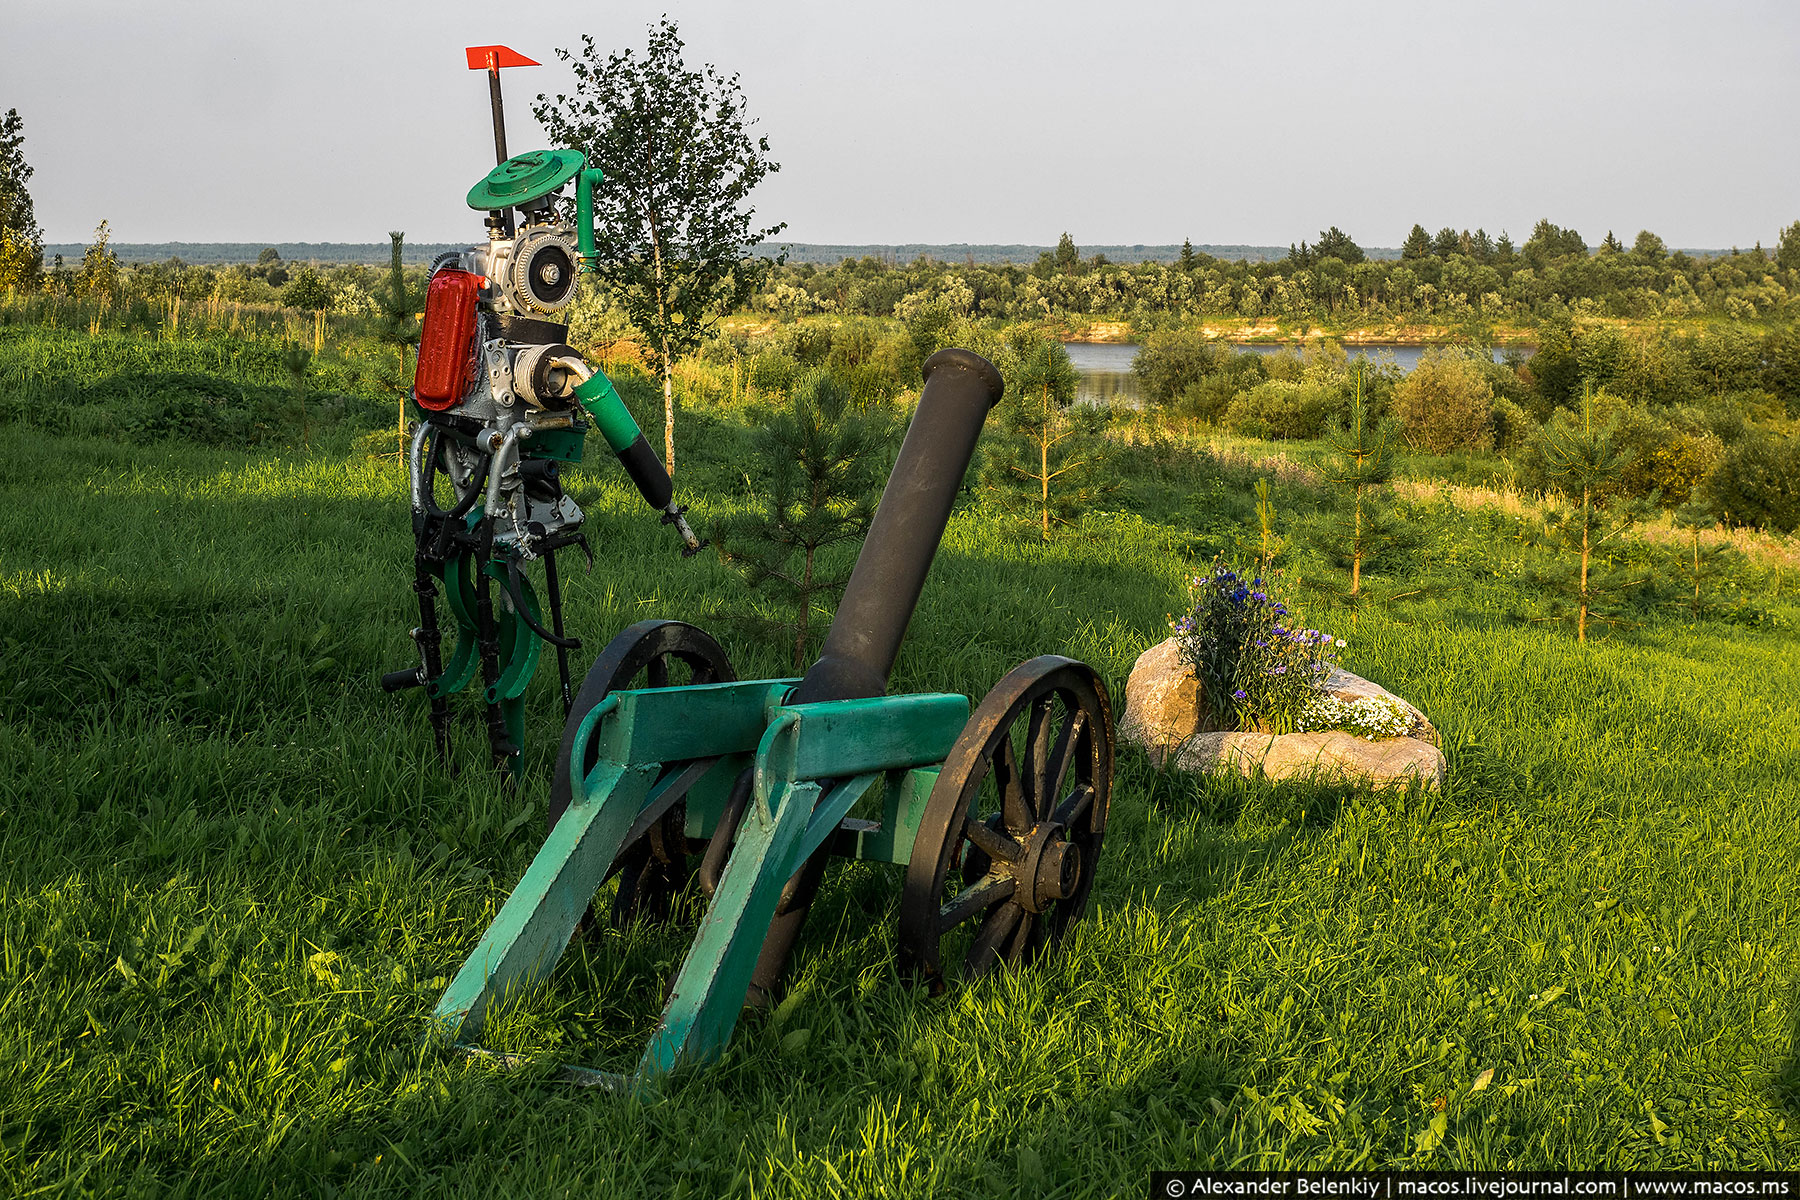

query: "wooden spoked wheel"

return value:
[547, 620, 735, 927]
[898, 656, 1114, 989]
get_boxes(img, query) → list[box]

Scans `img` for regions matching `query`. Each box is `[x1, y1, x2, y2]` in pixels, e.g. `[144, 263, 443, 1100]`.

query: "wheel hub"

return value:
[1015, 822, 1080, 913]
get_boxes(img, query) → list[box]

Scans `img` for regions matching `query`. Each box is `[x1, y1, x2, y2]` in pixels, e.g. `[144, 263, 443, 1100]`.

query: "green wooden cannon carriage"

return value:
[429, 350, 1118, 1091]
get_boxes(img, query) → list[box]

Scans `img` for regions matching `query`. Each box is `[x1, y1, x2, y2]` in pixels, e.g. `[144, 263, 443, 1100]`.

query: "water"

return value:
[1062, 341, 1529, 406]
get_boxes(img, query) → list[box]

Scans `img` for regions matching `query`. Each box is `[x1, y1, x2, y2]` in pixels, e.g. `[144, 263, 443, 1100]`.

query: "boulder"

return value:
[1120, 637, 1445, 789]
[1172, 730, 1446, 790]
[1116, 637, 1218, 755]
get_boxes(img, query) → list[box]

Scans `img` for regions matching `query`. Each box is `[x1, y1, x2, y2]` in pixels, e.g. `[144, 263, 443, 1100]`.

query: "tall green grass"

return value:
[0, 340, 1797, 1195]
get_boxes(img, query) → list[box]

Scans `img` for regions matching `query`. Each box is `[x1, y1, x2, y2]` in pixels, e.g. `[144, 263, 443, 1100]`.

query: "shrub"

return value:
[1489, 395, 1538, 455]
[713, 372, 892, 667]
[1132, 329, 1230, 404]
[1171, 561, 1341, 733]
[1700, 435, 1800, 532]
[745, 349, 796, 396]
[1222, 378, 1342, 440]
[1392, 349, 1494, 453]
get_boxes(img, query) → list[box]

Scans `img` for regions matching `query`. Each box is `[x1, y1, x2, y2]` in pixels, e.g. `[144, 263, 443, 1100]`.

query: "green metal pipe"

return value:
[576, 168, 604, 275]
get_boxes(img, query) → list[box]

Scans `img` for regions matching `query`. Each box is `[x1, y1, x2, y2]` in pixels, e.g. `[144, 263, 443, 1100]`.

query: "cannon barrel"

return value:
[788, 348, 1004, 706]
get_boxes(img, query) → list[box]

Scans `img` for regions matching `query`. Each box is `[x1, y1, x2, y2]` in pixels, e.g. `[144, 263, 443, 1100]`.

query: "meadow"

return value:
[1, 317, 1798, 1196]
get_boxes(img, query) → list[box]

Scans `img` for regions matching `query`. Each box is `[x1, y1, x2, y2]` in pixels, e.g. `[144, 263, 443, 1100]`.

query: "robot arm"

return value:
[511, 344, 703, 555]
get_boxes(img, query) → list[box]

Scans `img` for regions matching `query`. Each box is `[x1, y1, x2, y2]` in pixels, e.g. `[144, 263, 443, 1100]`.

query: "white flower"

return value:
[1336, 639, 1346, 648]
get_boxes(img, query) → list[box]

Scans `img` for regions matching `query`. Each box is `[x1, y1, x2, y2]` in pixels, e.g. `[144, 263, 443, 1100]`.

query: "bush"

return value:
[1392, 349, 1494, 453]
[1171, 561, 1341, 734]
[1132, 329, 1230, 404]
[1489, 395, 1538, 455]
[1700, 435, 1800, 532]
[1617, 424, 1722, 503]
[745, 349, 796, 396]
[1222, 378, 1343, 440]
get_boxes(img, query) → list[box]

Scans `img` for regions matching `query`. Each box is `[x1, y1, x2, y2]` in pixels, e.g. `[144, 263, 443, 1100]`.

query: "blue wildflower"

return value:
[1232, 689, 1247, 701]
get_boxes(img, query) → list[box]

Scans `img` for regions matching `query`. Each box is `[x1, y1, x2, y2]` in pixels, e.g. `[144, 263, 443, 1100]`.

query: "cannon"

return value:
[382, 45, 703, 777]
[429, 349, 1118, 1090]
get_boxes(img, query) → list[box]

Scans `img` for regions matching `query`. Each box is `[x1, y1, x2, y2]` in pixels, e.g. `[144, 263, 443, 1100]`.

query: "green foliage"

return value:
[1699, 433, 1800, 533]
[1317, 367, 1400, 595]
[713, 372, 890, 667]
[0, 108, 42, 292]
[1132, 329, 1230, 405]
[1489, 394, 1539, 455]
[1236, 478, 1289, 578]
[77, 220, 119, 299]
[745, 348, 797, 397]
[281, 266, 333, 312]
[535, 17, 783, 472]
[1669, 499, 1742, 622]
[1523, 218, 1588, 268]
[1312, 226, 1364, 265]
[1222, 377, 1345, 440]
[980, 335, 1113, 539]
[1392, 349, 1495, 454]
[1776, 220, 1800, 274]
[1527, 386, 1650, 640]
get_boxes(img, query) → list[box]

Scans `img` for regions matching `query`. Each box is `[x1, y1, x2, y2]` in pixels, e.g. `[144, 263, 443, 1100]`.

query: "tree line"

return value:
[748, 223, 1800, 328]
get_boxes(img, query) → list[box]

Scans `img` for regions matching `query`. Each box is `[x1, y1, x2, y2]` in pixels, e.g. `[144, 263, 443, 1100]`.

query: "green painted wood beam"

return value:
[428, 760, 658, 1043]
[837, 767, 940, 866]
[432, 684, 975, 1088]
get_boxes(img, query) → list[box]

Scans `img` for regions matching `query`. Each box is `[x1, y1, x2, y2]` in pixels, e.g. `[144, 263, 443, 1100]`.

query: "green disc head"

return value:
[466, 149, 586, 211]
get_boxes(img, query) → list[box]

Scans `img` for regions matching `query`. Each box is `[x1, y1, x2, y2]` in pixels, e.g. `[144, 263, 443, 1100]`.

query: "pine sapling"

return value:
[1321, 364, 1398, 597]
[1236, 478, 1289, 580]
[981, 337, 1113, 540]
[1670, 498, 1739, 622]
[1529, 382, 1648, 641]
[714, 372, 892, 668]
[373, 231, 418, 457]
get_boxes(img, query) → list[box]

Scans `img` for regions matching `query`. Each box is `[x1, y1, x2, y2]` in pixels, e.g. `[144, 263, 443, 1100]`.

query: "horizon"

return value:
[32, 237, 1760, 273]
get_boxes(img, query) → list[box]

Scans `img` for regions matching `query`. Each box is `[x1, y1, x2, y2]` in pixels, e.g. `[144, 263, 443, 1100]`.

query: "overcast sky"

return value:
[10, 0, 1799, 250]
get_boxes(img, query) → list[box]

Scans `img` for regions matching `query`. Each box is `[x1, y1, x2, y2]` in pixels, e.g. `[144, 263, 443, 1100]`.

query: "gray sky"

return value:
[10, 0, 1799, 250]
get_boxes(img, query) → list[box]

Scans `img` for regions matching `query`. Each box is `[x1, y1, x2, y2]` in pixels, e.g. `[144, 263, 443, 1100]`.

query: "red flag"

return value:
[465, 45, 539, 70]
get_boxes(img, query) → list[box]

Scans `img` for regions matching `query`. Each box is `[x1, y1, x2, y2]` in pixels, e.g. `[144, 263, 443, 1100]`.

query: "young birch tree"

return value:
[535, 18, 783, 476]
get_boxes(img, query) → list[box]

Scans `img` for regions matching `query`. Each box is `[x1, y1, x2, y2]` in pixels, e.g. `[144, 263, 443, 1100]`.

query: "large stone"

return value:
[1172, 730, 1446, 790]
[1117, 637, 1218, 757]
[1119, 637, 1445, 789]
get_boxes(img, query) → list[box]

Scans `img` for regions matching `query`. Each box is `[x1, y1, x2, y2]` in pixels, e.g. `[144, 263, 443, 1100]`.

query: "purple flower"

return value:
[1232, 689, 1247, 700]
[1251, 591, 1267, 602]
[1254, 639, 1267, 648]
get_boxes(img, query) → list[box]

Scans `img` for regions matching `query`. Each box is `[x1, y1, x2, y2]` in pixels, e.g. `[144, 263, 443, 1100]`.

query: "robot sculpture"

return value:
[381, 46, 701, 775]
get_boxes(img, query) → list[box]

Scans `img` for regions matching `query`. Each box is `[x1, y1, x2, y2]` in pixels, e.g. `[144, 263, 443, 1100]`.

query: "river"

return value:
[1062, 341, 1529, 407]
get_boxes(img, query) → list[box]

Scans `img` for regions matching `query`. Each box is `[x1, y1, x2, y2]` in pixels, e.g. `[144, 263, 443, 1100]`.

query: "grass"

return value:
[0, 331, 1798, 1196]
